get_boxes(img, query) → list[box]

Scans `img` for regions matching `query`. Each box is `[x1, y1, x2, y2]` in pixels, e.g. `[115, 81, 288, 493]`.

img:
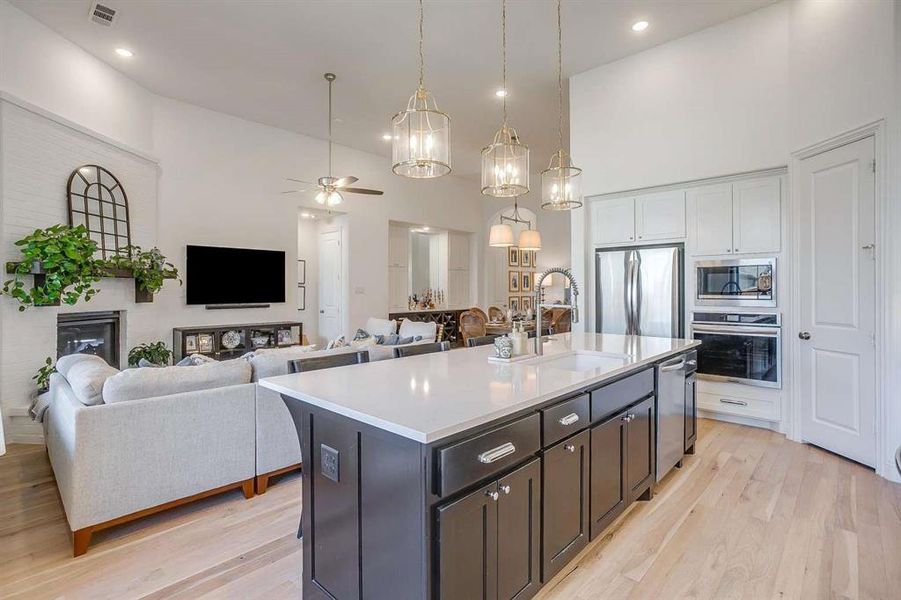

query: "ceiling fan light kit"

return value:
[392, 0, 451, 179]
[481, 0, 530, 198]
[541, 0, 583, 211]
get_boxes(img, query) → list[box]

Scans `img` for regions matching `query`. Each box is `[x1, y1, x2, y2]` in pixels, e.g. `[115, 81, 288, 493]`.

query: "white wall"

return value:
[570, 0, 899, 480]
[0, 1, 489, 442]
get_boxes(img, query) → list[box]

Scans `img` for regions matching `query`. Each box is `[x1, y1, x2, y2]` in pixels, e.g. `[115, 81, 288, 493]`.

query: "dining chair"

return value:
[283, 349, 370, 539]
[488, 305, 505, 322]
[469, 307, 489, 323]
[466, 335, 498, 348]
[459, 310, 488, 346]
[551, 309, 572, 334]
[393, 341, 451, 358]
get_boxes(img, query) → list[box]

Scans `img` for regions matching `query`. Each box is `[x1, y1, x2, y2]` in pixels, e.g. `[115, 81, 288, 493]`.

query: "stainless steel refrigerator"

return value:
[595, 244, 683, 338]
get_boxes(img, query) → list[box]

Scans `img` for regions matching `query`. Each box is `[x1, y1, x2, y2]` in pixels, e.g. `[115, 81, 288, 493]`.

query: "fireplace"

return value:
[57, 312, 121, 368]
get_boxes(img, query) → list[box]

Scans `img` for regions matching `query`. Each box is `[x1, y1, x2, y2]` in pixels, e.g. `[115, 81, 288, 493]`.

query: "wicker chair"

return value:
[459, 310, 488, 346]
[469, 307, 489, 323]
[551, 309, 572, 334]
[488, 305, 505, 322]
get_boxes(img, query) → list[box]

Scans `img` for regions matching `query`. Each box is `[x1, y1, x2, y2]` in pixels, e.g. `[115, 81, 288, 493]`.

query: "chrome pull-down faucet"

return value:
[533, 268, 580, 356]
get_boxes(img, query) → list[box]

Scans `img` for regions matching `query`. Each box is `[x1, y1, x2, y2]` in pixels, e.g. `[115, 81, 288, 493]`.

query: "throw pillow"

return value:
[57, 354, 119, 406]
[398, 319, 438, 342]
[137, 358, 162, 368]
[175, 354, 217, 367]
[364, 317, 397, 337]
[326, 336, 347, 350]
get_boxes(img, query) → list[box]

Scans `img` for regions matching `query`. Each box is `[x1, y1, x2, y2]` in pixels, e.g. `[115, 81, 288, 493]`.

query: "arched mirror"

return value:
[67, 165, 132, 259]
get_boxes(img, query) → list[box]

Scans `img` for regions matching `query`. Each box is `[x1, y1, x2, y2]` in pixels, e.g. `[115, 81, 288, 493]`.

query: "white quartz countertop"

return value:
[259, 333, 700, 444]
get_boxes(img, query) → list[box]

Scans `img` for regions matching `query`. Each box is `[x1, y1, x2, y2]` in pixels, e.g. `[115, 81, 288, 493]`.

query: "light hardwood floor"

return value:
[1, 419, 899, 599]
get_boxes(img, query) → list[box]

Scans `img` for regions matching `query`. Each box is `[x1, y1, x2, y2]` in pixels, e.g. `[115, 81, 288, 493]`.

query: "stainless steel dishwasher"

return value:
[656, 355, 688, 482]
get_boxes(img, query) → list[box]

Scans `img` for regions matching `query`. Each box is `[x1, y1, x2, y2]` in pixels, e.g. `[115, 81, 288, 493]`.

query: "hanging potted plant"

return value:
[107, 245, 181, 303]
[1, 224, 104, 310]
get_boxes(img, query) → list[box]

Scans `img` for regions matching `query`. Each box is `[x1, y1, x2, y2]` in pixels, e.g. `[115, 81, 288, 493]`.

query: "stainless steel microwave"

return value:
[695, 258, 776, 307]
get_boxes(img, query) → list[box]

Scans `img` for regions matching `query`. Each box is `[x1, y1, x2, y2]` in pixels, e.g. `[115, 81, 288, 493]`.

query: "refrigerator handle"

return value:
[671, 248, 680, 338]
[624, 252, 635, 335]
[632, 251, 642, 336]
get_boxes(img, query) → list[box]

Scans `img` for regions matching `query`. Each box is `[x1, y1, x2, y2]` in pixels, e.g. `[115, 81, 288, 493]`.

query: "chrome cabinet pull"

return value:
[478, 442, 516, 464]
[565, 444, 576, 453]
[558, 413, 580, 426]
[500, 484, 511, 494]
[486, 490, 499, 501]
[719, 398, 748, 406]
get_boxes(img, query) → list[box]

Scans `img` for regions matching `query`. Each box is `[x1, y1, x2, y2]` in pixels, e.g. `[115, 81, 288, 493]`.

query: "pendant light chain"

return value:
[418, 0, 425, 89]
[501, 0, 507, 125]
[556, 0, 563, 151]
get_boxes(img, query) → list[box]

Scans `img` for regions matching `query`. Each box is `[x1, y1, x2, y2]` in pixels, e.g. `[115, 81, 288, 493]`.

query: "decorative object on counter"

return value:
[297, 285, 306, 310]
[2, 224, 105, 311]
[297, 259, 306, 285]
[67, 164, 133, 259]
[481, 0, 529, 197]
[105, 245, 180, 303]
[508, 271, 520, 293]
[541, 0, 583, 211]
[220, 330, 242, 350]
[128, 341, 172, 367]
[33, 357, 56, 394]
[511, 321, 530, 356]
[493, 335, 513, 359]
[391, 0, 451, 179]
[283, 73, 384, 207]
[198, 334, 215, 353]
[250, 334, 269, 348]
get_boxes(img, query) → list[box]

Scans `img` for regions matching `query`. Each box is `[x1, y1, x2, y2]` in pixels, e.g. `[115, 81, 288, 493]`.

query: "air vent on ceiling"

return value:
[89, 2, 117, 27]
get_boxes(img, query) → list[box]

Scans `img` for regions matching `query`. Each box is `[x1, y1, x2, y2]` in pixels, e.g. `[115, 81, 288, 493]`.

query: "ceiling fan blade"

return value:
[342, 187, 384, 195]
[286, 177, 314, 184]
[332, 176, 359, 188]
[281, 189, 310, 194]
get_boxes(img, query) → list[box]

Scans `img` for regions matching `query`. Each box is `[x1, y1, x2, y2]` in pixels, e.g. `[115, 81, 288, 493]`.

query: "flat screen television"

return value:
[186, 245, 286, 305]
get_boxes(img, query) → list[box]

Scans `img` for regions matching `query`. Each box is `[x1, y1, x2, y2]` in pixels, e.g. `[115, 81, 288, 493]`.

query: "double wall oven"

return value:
[691, 312, 781, 389]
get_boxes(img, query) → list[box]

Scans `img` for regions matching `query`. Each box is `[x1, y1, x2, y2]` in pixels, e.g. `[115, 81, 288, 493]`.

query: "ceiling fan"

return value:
[283, 73, 384, 207]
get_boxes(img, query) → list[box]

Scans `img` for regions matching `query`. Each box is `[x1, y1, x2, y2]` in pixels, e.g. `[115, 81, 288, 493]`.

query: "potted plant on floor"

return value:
[106, 245, 181, 303]
[33, 357, 56, 395]
[1, 224, 104, 311]
[128, 341, 172, 367]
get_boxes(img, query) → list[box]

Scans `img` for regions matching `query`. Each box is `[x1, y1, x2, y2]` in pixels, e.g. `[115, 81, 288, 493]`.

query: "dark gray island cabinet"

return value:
[261, 334, 699, 600]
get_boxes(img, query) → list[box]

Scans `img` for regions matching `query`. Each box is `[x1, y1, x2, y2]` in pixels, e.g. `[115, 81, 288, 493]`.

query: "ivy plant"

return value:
[107, 245, 181, 295]
[128, 341, 172, 367]
[33, 357, 56, 392]
[1, 224, 105, 311]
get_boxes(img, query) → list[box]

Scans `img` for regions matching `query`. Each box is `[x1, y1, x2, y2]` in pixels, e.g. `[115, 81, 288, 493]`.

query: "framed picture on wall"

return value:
[509, 297, 520, 312]
[508, 246, 520, 267]
[531, 250, 537, 266]
[521, 249, 531, 268]
[297, 260, 306, 285]
[522, 272, 532, 292]
[297, 285, 306, 311]
[521, 296, 532, 311]
[508, 271, 520, 293]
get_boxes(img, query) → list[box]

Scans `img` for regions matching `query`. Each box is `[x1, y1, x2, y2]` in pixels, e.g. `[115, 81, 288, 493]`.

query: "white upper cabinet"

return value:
[691, 184, 734, 256]
[388, 225, 409, 267]
[690, 176, 781, 256]
[635, 190, 686, 241]
[591, 198, 636, 246]
[732, 177, 781, 254]
[447, 232, 470, 271]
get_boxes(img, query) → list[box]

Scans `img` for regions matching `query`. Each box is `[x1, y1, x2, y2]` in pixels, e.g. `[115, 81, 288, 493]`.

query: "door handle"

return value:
[798, 331, 811, 340]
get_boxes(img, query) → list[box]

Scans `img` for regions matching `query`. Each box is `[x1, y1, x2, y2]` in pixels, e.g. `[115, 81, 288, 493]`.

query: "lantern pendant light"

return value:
[481, 0, 529, 197]
[391, 0, 451, 178]
[541, 0, 582, 211]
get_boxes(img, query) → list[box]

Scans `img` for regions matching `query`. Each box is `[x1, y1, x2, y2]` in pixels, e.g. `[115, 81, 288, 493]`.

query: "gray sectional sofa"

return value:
[45, 317, 439, 556]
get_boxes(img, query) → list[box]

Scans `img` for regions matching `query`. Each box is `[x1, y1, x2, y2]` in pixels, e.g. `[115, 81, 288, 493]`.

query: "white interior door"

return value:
[318, 229, 343, 343]
[798, 136, 876, 466]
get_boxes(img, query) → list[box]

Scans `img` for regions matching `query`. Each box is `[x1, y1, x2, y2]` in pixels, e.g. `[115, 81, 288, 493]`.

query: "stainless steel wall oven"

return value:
[691, 312, 781, 389]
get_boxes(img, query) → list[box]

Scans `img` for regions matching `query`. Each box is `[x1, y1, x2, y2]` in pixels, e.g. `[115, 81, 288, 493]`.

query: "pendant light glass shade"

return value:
[489, 223, 515, 247]
[391, 0, 451, 179]
[541, 150, 582, 210]
[518, 228, 542, 251]
[392, 88, 451, 178]
[481, 125, 529, 197]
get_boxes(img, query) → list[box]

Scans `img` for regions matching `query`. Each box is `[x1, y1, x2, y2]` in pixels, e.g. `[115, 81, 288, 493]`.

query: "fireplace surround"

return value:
[57, 311, 121, 368]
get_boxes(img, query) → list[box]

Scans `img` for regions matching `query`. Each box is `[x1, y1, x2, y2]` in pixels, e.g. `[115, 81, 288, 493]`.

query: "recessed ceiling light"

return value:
[495, 89, 507, 98]
[382, 133, 392, 141]
[631, 21, 649, 32]
[115, 48, 134, 58]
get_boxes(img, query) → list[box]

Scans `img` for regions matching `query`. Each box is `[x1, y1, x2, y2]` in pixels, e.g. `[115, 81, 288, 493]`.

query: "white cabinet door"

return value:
[448, 269, 470, 307]
[388, 265, 408, 310]
[690, 184, 733, 256]
[732, 177, 781, 254]
[447, 232, 470, 271]
[388, 226, 409, 267]
[591, 198, 635, 246]
[635, 190, 686, 241]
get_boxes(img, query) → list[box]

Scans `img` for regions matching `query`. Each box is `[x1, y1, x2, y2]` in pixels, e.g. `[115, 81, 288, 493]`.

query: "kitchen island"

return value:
[260, 333, 700, 600]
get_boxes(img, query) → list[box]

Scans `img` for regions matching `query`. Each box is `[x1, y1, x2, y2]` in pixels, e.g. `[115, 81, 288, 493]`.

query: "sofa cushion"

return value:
[399, 319, 437, 342]
[365, 317, 397, 336]
[55, 353, 119, 406]
[103, 359, 252, 403]
[248, 345, 317, 380]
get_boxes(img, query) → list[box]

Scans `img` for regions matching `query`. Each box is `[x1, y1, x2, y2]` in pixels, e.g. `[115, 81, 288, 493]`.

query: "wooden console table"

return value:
[388, 309, 466, 347]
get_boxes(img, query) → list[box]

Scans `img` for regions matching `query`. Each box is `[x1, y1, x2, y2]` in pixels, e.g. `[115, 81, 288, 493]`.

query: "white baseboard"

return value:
[6, 407, 45, 445]
[699, 409, 781, 432]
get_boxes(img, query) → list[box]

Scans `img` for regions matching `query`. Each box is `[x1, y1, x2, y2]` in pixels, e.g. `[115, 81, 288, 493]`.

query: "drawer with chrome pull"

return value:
[696, 390, 780, 421]
[541, 393, 590, 448]
[590, 368, 654, 423]
[435, 413, 540, 497]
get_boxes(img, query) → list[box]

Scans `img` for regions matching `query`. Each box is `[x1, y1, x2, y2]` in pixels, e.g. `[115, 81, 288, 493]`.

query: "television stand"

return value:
[173, 321, 303, 362]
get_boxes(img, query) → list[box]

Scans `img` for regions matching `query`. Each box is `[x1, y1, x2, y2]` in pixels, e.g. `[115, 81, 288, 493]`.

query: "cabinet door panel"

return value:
[685, 375, 697, 453]
[388, 226, 409, 267]
[589, 411, 626, 539]
[690, 184, 733, 256]
[497, 458, 541, 600]
[732, 177, 781, 254]
[542, 431, 589, 582]
[591, 198, 635, 246]
[437, 482, 498, 600]
[388, 266, 408, 310]
[626, 396, 655, 501]
[636, 190, 686, 241]
[449, 232, 471, 270]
